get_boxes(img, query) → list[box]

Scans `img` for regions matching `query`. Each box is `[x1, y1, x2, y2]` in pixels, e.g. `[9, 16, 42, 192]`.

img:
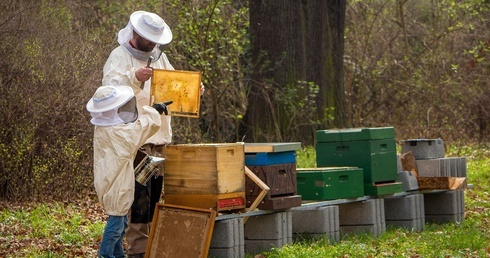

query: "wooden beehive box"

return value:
[163, 143, 246, 211]
[244, 142, 302, 210]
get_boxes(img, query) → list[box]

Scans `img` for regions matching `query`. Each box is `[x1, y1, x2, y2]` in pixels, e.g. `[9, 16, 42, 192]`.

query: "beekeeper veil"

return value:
[86, 86, 138, 126]
[117, 11, 173, 62]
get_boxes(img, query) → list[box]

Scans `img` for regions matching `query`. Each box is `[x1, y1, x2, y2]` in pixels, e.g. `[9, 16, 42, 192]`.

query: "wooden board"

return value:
[164, 192, 246, 212]
[244, 142, 302, 153]
[417, 177, 467, 190]
[400, 151, 419, 177]
[145, 204, 216, 258]
[150, 69, 201, 118]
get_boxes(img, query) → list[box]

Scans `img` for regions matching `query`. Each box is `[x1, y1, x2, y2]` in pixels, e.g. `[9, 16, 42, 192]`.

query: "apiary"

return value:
[245, 142, 302, 210]
[163, 143, 246, 212]
[296, 167, 365, 200]
[316, 127, 402, 195]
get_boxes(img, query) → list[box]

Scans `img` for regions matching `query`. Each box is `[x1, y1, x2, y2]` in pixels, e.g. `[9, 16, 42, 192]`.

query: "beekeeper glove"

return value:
[151, 103, 168, 115]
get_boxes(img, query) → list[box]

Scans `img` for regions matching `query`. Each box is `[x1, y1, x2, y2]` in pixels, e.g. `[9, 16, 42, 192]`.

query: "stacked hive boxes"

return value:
[244, 143, 302, 210]
[315, 127, 402, 196]
[163, 143, 246, 212]
[296, 167, 364, 200]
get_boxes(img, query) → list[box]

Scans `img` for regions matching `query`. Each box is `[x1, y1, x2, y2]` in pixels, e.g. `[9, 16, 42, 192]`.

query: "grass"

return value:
[0, 198, 106, 257]
[0, 144, 489, 257]
[266, 144, 490, 257]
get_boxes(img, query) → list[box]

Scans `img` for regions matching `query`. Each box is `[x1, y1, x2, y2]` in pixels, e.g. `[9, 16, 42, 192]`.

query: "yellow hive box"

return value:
[163, 143, 246, 211]
[151, 69, 202, 118]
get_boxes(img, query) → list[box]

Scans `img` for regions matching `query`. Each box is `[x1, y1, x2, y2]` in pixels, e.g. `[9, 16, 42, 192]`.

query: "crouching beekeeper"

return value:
[86, 85, 169, 258]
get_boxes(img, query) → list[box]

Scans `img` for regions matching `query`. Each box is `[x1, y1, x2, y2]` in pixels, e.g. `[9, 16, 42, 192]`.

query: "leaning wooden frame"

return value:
[145, 203, 216, 258]
[150, 69, 202, 118]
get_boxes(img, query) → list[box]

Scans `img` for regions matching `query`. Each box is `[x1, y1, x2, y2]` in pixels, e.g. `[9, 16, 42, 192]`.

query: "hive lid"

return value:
[296, 167, 363, 173]
[316, 127, 395, 142]
[244, 142, 302, 153]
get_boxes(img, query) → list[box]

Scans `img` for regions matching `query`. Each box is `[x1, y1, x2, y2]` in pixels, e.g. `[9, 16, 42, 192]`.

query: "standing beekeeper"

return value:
[86, 85, 169, 258]
[102, 10, 204, 257]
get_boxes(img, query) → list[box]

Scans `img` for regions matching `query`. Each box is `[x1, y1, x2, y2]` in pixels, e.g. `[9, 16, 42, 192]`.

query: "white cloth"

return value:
[102, 45, 174, 145]
[93, 106, 162, 216]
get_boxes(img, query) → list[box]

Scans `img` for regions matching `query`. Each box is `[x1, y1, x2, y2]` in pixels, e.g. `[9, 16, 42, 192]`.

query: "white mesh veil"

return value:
[117, 20, 163, 62]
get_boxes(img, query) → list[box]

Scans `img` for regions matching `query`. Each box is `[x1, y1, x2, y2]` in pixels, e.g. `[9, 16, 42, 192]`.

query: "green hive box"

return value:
[296, 167, 364, 200]
[316, 127, 398, 184]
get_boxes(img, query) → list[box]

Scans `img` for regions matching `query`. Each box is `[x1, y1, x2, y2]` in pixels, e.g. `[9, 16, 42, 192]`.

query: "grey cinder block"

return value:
[292, 206, 339, 233]
[291, 206, 340, 243]
[416, 159, 441, 177]
[424, 190, 465, 224]
[338, 199, 385, 237]
[385, 194, 424, 220]
[338, 199, 384, 225]
[402, 139, 445, 160]
[417, 157, 467, 177]
[384, 194, 425, 232]
[211, 217, 244, 248]
[244, 212, 291, 240]
[397, 171, 419, 191]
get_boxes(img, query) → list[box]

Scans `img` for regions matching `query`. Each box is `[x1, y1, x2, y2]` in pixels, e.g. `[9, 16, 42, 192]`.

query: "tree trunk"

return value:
[242, 0, 348, 144]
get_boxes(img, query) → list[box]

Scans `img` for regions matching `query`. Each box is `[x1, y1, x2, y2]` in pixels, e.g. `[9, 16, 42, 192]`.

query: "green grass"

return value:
[0, 200, 105, 257]
[1, 144, 489, 257]
[264, 144, 490, 257]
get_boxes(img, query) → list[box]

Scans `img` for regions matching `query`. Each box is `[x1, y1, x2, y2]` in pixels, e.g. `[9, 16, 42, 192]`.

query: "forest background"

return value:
[0, 0, 489, 201]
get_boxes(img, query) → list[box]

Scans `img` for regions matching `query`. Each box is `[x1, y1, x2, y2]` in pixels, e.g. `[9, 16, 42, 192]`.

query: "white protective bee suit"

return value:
[92, 106, 161, 215]
[101, 11, 175, 256]
[88, 86, 162, 216]
[102, 25, 174, 146]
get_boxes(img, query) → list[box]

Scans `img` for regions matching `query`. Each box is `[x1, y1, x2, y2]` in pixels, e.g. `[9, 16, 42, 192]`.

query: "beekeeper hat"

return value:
[86, 86, 134, 113]
[130, 11, 172, 45]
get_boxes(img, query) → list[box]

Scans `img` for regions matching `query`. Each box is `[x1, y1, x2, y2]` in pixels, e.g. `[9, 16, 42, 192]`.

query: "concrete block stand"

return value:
[417, 157, 467, 177]
[209, 217, 244, 258]
[244, 211, 292, 255]
[338, 198, 385, 237]
[291, 206, 340, 243]
[401, 139, 445, 160]
[384, 194, 425, 232]
[424, 189, 465, 224]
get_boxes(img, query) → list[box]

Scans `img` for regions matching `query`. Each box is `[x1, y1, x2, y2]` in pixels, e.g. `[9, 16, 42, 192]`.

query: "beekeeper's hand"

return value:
[136, 67, 153, 82]
[151, 103, 168, 115]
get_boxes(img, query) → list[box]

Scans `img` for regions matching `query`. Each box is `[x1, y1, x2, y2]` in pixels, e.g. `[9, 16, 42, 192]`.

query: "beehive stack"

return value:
[315, 127, 402, 196]
[244, 143, 302, 210]
[163, 143, 246, 212]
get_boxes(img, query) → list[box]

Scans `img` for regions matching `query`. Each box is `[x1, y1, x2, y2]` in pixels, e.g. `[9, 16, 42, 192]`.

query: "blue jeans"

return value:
[99, 215, 128, 258]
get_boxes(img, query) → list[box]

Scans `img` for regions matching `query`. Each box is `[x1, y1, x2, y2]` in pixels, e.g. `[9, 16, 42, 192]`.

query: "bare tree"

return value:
[242, 0, 347, 144]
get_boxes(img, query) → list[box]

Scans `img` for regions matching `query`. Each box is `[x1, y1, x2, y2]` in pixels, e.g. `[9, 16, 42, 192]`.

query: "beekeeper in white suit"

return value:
[102, 10, 204, 258]
[86, 85, 169, 258]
